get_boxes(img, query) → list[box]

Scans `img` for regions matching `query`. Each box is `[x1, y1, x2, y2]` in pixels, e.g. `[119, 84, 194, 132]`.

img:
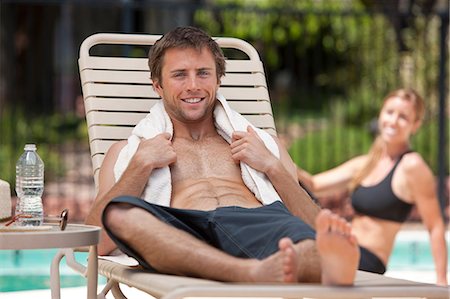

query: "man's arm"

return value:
[231, 126, 320, 228]
[265, 137, 321, 227]
[85, 133, 176, 255]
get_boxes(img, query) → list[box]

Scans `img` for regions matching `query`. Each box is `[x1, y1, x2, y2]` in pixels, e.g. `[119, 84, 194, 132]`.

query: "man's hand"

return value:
[132, 132, 177, 170]
[230, 126, 277, 173]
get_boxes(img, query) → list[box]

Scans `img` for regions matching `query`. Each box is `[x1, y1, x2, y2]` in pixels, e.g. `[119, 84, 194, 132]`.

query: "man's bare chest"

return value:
[170, 137, 242, 182]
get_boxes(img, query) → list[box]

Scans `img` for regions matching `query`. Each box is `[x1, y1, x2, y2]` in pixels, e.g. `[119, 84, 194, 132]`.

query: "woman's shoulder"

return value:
[396, 152, 437, 204]
[399, 152, 434, 184]
[400, 152, 429, 172]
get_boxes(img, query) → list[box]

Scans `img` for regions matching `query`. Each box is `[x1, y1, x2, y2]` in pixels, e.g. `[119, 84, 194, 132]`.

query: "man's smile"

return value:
[182, 97, 203, 104]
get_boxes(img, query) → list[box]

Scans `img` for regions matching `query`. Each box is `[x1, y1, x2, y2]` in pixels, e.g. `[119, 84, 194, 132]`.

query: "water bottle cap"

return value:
[24, 144, 37, 151]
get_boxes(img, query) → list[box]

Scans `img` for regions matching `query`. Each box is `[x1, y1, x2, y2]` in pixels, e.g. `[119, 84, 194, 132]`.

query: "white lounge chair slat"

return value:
[80, 56, 263, 73]
[81, 69, 267, 86]
[96, 259, 448, 299]
[79, 34, 260, 61]
[87, 120, 274, 141]
[85, 98, 273, 114]
[86, 111, 146, 126]
[90, 140, 116, 160]
[82, 83, 269, 100]
[88, 126, 133, 140]
[87, 111, 274, 127]
[84, 97, 158, 112]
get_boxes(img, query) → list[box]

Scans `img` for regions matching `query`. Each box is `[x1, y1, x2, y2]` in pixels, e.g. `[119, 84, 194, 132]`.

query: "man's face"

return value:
[153, 46, 220, 124]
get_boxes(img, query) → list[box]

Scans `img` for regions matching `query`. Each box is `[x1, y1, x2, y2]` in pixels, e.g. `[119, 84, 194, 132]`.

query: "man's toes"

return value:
[279, 237, 293, 250]
[316, 209, 332, 233]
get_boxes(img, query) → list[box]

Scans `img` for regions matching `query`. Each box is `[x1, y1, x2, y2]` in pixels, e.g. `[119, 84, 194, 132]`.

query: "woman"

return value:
[297, 88, 447, 285]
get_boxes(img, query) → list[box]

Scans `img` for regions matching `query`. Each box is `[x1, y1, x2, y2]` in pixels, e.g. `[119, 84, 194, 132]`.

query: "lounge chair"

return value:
[74, 32, 448, 299]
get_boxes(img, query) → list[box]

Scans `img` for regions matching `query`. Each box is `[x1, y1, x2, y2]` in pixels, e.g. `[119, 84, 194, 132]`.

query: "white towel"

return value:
[114, 93, 282, 206]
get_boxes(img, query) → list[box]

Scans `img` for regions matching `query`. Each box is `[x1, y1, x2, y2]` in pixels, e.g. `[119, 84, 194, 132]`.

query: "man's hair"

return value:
[148, 26, 226, 84]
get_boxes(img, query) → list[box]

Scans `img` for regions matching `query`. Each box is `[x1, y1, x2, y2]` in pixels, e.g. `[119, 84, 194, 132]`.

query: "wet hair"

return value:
[148, 26, 226, 84]
[350, 88, 425, 190]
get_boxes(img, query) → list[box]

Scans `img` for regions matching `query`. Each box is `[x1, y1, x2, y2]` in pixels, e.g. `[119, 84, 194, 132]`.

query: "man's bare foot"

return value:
[279, 238, 299, 283]
[316, 209, 359, 286]
[249, 238, 298, 283]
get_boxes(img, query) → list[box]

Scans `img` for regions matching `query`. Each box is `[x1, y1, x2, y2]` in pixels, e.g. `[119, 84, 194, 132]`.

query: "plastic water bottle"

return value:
[15, 144, 44, 226]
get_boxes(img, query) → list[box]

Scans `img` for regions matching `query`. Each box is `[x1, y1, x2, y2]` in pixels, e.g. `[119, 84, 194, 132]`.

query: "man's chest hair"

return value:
[171, 136, 241, 179]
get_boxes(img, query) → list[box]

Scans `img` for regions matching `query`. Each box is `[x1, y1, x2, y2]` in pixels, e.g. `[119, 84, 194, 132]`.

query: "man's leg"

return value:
[209, 202, 358, 285]
[104, 203, 358, 285]
[103, 203, 298, 283]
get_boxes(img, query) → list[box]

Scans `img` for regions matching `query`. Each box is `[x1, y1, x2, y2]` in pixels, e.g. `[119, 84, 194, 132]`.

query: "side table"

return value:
[0, 223, 101, 299]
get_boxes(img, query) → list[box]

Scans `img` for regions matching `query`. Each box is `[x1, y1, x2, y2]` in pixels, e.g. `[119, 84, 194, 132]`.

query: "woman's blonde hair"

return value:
[349, 88, 425, 191]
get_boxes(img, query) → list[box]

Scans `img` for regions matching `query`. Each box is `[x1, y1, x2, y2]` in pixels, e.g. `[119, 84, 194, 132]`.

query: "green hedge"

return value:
[0, 109, 87, 190]
[288, 118, 447, 175]
[289, 124, 372, 174]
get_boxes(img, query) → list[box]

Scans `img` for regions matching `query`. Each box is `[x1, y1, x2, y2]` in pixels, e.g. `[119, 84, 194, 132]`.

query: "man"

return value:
[86, 26, 359, 285]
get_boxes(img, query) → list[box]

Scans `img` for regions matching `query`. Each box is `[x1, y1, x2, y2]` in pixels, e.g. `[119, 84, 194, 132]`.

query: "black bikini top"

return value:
[351, 152, 414, 223]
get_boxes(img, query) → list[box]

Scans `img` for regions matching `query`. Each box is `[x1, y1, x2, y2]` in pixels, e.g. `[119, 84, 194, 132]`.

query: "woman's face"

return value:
[378, 96, 421, 145]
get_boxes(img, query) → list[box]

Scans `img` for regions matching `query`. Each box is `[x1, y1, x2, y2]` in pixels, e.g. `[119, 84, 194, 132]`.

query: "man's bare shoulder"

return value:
[96, 140, 129, 197]
[102, 140, 128, 163]
[108, 140, 128, 155]
[100, 140, 128, 173]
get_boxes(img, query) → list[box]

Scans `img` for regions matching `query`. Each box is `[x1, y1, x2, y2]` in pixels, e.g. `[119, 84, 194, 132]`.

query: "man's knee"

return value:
[103, 200, 137, 232]
[103, 199, 161, 233]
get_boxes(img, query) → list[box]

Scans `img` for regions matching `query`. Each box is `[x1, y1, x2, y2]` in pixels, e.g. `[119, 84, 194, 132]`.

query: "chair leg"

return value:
[98, 279, 127, 299]
[111, 282, 128, 299]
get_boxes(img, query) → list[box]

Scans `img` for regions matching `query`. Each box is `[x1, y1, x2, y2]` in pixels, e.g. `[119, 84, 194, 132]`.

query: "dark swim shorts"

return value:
[102, 196, 316, 270]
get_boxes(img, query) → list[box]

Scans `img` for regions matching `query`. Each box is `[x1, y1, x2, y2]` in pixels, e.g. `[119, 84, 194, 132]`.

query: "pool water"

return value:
[389, 232, 434, 271]
[0, 249, 106, 292]
[388, 230, 450, 271]
[1, 230, 448, 292]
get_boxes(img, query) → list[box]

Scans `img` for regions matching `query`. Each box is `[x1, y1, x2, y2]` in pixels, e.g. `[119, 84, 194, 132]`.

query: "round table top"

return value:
[0, 223, 101, 250]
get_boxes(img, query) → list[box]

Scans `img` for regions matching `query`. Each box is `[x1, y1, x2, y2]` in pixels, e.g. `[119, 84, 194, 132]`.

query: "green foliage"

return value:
[327, 87, 384, 127]
[200, 0, 447, 176]
[195, 1, 443, 131]
[195, 1, 368, 70]
[194, 0, 387, 116]
[0, 108, 87, 189]
[289, 123, 373, 174]
[288, 116, 447, 176]
[412, 117, 449, 174]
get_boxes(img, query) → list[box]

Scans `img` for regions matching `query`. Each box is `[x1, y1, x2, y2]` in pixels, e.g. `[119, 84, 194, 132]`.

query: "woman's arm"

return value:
[403, 153, 448, 286]
[297, 155, 367, 197]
